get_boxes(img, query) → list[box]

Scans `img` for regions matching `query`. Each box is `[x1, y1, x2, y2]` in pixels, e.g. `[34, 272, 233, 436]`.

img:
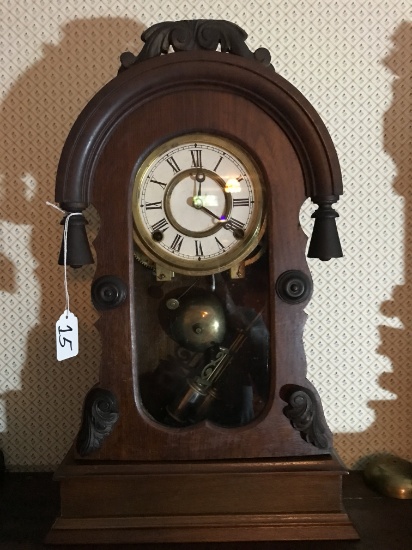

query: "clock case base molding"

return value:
[46, 450, 357, 544]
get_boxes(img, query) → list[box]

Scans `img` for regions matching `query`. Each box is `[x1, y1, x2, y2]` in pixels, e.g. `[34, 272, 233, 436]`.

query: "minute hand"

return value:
[199, 205, 223, 221]
[191, 198, 224, 222]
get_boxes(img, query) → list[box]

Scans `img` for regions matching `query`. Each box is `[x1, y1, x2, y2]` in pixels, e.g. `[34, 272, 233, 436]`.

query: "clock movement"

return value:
[47, 20, 357, 544]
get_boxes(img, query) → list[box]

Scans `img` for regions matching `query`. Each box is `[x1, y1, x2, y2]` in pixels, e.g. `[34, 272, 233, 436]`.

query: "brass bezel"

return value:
[132, 133, 265, 276]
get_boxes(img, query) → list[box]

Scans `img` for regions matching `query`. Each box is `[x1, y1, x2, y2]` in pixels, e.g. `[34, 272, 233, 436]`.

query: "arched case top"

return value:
[56, 49, 342, 209]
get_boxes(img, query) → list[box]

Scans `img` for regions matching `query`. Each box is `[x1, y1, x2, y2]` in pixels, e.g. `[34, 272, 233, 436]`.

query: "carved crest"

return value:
[119, 19, 272, 71]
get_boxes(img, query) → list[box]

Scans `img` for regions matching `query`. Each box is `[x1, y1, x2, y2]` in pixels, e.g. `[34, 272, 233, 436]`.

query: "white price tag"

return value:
[56, 310, 79, 361]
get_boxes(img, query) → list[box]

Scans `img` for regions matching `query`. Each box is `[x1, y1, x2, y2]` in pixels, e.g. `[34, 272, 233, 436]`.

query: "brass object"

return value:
[166, 298, 180, 310]
[167, 351, 226, 424]
[155, 263, 174, 281]
[131, 133, 265, 276]
[133, 247, 155, 270]
[230, 262, 246, 279]
[364, 454, 412, 499]
[167, 309, 263, 424]
[169, 291, 226, 352]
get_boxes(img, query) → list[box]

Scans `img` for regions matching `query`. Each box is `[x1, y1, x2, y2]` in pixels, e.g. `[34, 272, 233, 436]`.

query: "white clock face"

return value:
[132, 134, 265, 275]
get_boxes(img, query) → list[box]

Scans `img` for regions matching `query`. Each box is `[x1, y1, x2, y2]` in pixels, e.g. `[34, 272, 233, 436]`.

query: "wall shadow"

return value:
[335, 22, 412, 467]
[0, 17, 145, 469]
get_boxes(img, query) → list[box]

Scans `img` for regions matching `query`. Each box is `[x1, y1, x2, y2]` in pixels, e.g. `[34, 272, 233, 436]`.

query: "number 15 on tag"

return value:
[56, 310, 79, 361]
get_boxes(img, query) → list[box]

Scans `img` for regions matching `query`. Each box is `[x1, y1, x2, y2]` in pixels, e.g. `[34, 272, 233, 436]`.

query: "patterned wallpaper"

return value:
[0, 1, 411, 470]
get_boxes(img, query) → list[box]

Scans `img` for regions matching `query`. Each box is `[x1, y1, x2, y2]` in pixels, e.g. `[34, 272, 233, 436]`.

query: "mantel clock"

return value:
[47, 20, 357, 544]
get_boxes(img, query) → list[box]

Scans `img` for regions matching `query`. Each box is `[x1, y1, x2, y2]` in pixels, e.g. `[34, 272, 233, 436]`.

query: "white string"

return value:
[46, 201, 82, 318]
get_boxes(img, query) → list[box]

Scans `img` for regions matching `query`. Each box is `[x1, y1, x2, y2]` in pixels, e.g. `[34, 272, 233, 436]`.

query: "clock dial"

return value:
[132, 134, 265, 275]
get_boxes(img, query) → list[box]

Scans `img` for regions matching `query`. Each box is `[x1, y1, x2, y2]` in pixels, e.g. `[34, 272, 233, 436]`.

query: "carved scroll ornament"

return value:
[76, 387, 119, 456]
[119, 19, 272, 70]
[283, 386, 331, 450]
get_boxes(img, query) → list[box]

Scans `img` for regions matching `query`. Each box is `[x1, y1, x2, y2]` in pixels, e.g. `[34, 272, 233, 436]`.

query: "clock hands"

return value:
[190, 195, 244, 239]
[189, 170, 245, 235]
[196, 170, 205, 197]
[188, 172, 224, 223]
[191, 196, 222, 222]
[191, 169, 206, 199]
[189, 170, 225, 223]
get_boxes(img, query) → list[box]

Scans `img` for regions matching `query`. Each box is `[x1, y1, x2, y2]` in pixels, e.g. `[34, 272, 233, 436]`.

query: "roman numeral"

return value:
[215, 237, 225, 251]
[166, 156, 180, 174]
[191, 149, 202, 168]
[152, 218, 169, 232]
[213, 156, 223, 172]
[233, 198, 250, 207]
[170, 233, 184, 252]
[236, 175, 244, 182]
[150, 178, 167, 189]
[223, 218, 244, 232]
[195, 240, 204, 257]
[145, 201, 162, 210]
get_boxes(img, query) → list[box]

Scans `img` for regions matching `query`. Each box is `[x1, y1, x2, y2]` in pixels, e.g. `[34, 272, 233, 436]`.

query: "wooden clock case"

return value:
[47, 20, 357, 544]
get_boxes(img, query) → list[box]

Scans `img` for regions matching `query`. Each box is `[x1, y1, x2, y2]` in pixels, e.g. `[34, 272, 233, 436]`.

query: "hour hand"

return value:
[191, 197, 222, 222]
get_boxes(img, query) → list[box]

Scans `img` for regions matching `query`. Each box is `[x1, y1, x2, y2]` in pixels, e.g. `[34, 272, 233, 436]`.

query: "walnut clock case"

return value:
[47, 20, 357, 544]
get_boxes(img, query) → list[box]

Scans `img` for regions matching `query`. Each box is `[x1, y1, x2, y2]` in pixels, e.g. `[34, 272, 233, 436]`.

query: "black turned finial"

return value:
[307, 197, 343, 261]
[58, 212, 94, 268]
[119, 19, 272, 71]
